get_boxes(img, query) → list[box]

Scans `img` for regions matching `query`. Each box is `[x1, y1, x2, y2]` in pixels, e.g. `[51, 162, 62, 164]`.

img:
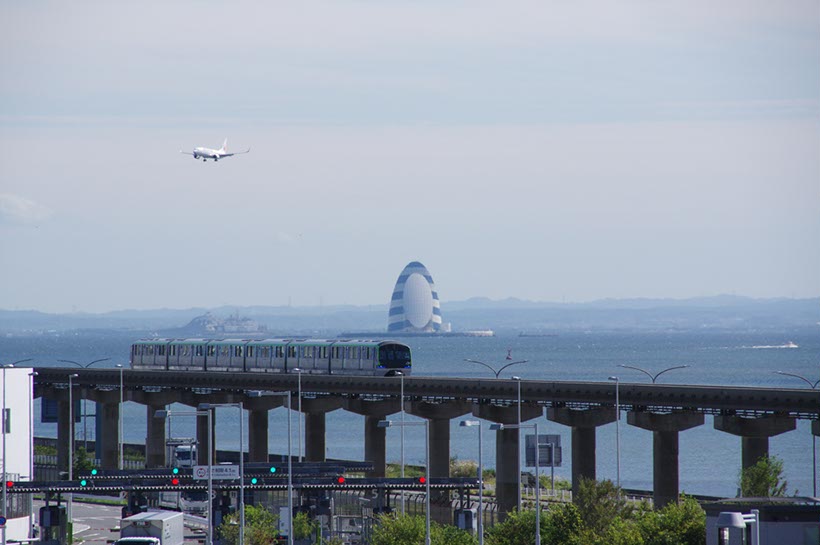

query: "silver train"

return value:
[130, 338, 412, 377]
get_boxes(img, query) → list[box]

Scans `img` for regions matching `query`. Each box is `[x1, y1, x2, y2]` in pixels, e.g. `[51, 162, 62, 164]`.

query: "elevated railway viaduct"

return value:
[34, 368, 819, 516]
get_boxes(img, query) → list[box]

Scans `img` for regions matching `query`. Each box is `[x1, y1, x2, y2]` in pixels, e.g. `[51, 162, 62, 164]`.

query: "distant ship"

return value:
[785, 341, 799, 348]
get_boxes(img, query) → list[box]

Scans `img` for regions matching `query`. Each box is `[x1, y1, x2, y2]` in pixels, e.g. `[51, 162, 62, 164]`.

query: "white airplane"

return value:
[180, 138, 250, 162]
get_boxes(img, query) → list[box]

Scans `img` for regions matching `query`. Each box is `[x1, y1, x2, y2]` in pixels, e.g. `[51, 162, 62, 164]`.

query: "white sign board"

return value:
[193, 465, 240, 480]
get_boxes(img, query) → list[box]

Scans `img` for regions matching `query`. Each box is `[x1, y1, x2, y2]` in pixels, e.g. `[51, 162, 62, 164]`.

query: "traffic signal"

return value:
[336, 476, 345, 484]
[90, 468, 98, 476]
[5, 481, 13, 489]
[171, 477, 180, 486]
[269, 466, 278, 474]
[172, 467, 180, 475]
[250, 477, 258, 485]
[80, 479, 89, 487]
[417, 476, 426, 484]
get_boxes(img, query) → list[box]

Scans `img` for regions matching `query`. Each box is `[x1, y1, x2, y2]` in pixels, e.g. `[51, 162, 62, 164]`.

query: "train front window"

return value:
[378, 344, 411, 368]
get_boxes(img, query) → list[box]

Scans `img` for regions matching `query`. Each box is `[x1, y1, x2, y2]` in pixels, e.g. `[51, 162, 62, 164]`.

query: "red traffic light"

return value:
[5, 481, 13, 489]
[171, 478, 180, 485]
[336, 476, 345, 484]
[417, 477, 426, 484]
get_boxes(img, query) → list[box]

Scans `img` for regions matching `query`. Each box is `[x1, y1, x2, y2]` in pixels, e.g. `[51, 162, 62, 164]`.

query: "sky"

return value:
[1, 1, 818, 313]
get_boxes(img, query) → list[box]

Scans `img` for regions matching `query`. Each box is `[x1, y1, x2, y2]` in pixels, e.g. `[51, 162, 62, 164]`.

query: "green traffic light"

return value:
[251, 477, 258, 485]
[269, 467, 277, 474]
[172, 468, 179, 474]
[90, 469, 98, 476]
[80, 479, 88, 486]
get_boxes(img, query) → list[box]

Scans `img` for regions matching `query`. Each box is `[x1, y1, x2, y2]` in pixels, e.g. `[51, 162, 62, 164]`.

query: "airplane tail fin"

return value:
[220, 138, 228, 153]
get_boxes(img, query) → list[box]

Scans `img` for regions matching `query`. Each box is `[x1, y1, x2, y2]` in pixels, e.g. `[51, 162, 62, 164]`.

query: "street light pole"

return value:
[608, 376, 620, 489]
[27, 370, 38, 539]
[379, 419, 431, 545]
[58, 358, 111, 453]
[617, 364, 689, 383]
[460, 420, 483, 545]
[394, 370, 407, 515]
[155, 409, 213, 545]
[116, 364, 124, 470]
[513, 376, 522, 511]
[294, 369, 303, 463]
[68, 373, 79, 531]
[774, 371, 820, 497]
[248, 390, 293, 545]
[200, 403, 245, 545]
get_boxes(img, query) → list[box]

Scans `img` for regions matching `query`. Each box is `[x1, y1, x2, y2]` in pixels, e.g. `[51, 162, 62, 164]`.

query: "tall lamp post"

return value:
[774, 371, 819, 497]
[607, 376, 620, 489]
[68, 373, 79, 532]
[460, 420, 483, 545]
[58, 358, 111, 451]
[465, 357, 528, 510]
[115, 364, 124, 470]
[249, 391, 293, 545]
[155, 408, 213, 545]
[618, 364, 689, 383]
[490, 423, 541, 545]
[393, 370, 407, 515]
[379, 419, 430, 545]
[27, 370, 38, 539]
[199, 403, 246, 545]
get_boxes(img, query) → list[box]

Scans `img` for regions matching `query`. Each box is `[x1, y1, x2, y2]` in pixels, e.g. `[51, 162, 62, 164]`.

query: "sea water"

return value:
[2, 328, 818, 498]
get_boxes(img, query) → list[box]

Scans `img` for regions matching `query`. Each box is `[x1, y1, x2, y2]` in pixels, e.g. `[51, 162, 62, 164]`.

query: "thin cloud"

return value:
[0, 193, 52, 225]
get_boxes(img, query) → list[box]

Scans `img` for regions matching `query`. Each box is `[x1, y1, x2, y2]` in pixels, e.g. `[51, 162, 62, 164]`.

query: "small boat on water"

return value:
[785, 341, 798, 348]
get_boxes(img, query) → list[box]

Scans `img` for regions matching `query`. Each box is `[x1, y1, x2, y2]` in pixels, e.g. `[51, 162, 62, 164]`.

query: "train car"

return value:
[130, 338, 412, 376]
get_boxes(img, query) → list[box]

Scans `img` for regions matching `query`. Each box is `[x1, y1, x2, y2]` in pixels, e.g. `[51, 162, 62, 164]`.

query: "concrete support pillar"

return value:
[473, 402, 543, 520]
[364, 415, 387, 478]
[146, 404, 167, 468]
[57, 400, 72, 476]
[197, 409, 216, 465]
[345, 398, 401, 477]
[547, 406, 616, 496]
[305, 413, 326, 462]
[99, 402, 119, 470]
[627, 411, 704, 508]
[248, 409, 269, 463]
[295, 397, 343, 463]
[714, 414, 796, 473]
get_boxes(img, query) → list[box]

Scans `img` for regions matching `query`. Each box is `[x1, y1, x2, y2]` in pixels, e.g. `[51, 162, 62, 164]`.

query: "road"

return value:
[33, 499, 206, 545]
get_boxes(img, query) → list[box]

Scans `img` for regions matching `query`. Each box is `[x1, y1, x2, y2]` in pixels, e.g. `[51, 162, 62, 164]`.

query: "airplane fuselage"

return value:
[192, 147, 224, 161]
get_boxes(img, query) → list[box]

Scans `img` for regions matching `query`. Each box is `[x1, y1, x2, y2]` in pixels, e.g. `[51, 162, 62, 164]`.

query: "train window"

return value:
[364, 347, 370, 360]
[157, 345, 166, 356]
[207, 346, 215, 356]
[276, 346, 284, 358]
[170, 345, 176, 356]
[288, 346, 296, 358]
[321, 346, 327, 358]
[196, 346, 203, 357]
[181, 346, 188, 356]
[247, 346, 254, 358]
[344, 347, 350, 358]
[147, 345, 154, 356]
[221, 346, 229, 356]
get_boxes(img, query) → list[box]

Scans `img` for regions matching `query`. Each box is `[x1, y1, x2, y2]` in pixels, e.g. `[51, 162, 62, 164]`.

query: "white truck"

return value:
[173, 444, 197, 468]
[115, 511, 184, 545]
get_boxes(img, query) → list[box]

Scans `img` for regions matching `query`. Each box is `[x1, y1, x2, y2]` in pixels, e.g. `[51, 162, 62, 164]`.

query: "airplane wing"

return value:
[220, 147, 251, 158]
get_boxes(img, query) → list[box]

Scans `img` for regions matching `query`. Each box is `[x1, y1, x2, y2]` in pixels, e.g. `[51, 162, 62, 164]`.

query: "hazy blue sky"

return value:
[1, 1, 818, 313]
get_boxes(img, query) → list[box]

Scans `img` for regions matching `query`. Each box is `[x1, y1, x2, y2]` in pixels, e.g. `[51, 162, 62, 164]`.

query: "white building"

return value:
[0, 367, 34, 541]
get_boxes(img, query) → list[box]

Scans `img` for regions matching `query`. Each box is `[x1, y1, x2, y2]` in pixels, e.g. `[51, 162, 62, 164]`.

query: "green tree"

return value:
[218, 504, 279, 545]
[73, 447, 94, 473]
[485, 503, 586, 545]
[369, 513, 476, 545]
[740, 455, 787, 497]
[573, 477, 634, 535]
[293, 511, 318, 541]
[636, 496, 705, 545]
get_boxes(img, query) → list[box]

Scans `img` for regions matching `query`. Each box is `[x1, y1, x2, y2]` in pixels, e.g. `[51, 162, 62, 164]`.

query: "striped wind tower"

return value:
[387, 261, 442, 333]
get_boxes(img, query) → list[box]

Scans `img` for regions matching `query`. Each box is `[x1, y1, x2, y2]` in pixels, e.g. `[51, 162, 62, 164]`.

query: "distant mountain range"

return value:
[1, 296, 817, 335]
